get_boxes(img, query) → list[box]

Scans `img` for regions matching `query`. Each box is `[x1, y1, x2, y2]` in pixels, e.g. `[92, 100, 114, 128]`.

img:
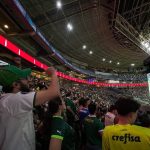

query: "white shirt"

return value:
[0, 92, 36, 150]
[105, 112, 115, 126]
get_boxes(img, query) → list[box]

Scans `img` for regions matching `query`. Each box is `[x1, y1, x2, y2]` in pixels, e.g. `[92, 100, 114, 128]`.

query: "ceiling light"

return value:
[56, 1, 62, 9]
[145, 42, 149, 48]
[89, 51, 93, 54]
[131, 63, 135, 67]
[109, 60, 112, 63]
[102, 58, 106, 61]
[141, 41, 149, 48]
[4, 25, 9, 29]
[67, 23, 73, 31]
[82, 45, 87, 49]
[117, 62, 120, 65]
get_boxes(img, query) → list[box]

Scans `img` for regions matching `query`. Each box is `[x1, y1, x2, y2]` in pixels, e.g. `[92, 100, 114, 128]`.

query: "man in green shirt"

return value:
[65, 92, 78, 127]
[50, 116, 75, 150]
[83, 102, 103, 150]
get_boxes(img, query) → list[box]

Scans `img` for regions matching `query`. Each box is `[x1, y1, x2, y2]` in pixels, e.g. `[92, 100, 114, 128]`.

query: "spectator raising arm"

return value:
[35, 67, 60, 106]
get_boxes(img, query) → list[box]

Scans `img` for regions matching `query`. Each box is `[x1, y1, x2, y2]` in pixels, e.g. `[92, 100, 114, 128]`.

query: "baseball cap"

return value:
[0, 65, 31, 86]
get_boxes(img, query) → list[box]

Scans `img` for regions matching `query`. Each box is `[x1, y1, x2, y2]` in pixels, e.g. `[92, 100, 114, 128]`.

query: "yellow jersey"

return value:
[102, 124, 150, 150]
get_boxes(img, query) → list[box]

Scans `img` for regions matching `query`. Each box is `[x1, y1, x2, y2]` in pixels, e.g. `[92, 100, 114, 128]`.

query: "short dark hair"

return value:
[109, 105, 116, 112]
[79, 98, 85, 106]
[79, 98, 90, 107]
[115, 96, 140, 116]
[88, 102, 97, 115]
[48, 97, 62, 115]
[66, 92, 71, 97]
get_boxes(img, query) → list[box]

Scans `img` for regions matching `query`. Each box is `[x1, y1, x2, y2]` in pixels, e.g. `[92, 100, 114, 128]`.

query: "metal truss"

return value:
[110, 0, 150, 55]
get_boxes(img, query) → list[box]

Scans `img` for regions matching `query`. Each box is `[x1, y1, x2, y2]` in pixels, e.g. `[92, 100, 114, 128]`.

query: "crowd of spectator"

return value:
[0, 65, 150, 150]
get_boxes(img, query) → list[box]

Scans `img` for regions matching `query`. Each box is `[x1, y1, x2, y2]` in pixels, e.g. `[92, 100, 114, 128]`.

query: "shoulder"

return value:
[80, 108, 88, 113]
[105, 112, 115, 118]
[18, 92, 36, 110]
[132, 125, 150, 135]
[51, 118, 66, 140]
[104, 125, 117, 133]
[19, 91, 36, 97]
[52, 117, 65, 127]
[83, 116, 92, 123]
[0, 93, 12, 99]
[51, 118, 65, 132]
[84, 116, 90, 121]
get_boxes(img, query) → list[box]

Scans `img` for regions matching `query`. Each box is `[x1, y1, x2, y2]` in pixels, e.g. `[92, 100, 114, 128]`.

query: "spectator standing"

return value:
[102, 97, 150, 150]
[0, 65, 60, 150]
[65, 92, 78, 127]
[104, 105, 118, 126]
[48, 97, 75, 150]
[83, 102, 103, 150]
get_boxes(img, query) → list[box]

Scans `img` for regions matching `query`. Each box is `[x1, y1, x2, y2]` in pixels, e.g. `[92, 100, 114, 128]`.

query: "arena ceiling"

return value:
[0, 0, 149, 73]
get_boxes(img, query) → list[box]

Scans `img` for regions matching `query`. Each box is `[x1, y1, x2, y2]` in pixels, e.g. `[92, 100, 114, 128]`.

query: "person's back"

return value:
[0, 92, 35, 150]
[103, 124, 150, 150]
[103, 96, 150, 150]
[65, 93, 77, 126]
[83, 102, 103, 150]
[51, 116, 75, 150]
[79, 98, 90, 122]
[47, 97, 75, 150]
[84, 116, 103, 147]
[79, 107, 89, 121]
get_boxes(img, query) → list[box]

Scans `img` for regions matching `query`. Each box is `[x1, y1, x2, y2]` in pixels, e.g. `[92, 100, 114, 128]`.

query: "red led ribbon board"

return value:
[0, 35, 148, 87]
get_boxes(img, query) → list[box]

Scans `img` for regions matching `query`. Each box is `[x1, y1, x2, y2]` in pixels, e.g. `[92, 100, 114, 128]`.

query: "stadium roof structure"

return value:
[0, 0, 149, 75]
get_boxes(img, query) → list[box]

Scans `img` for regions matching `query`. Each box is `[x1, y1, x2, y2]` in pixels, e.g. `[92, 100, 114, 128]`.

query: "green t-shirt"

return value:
[83, 115, 103, 147]
[65, 98, 76, 113]
[51, 116, 75, 150]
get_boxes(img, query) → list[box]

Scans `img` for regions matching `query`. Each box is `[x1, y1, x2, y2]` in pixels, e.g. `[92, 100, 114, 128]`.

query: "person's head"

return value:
[79, 98, 85, 106]
[48, 97, 65, 115]
[88, 102, 97, 115]
[115, 96, 140, 124]
[66, 92, 71, 98]
[82, 98, 90, 107]
[12, 78, 30, 93]
[109, 105, 117, 115]
[0, 65, 31, 93]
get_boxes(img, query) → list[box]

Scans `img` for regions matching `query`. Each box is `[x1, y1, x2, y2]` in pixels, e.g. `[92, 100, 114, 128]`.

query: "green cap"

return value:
[0, 65, 31, 86]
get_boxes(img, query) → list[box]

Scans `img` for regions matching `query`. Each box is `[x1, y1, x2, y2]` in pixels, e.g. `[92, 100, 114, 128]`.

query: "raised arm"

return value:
[35, 67, 60, 106]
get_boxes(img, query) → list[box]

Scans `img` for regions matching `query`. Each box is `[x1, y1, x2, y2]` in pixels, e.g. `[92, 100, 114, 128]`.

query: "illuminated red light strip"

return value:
[0, 35, 148, 87]
[0, 35, 47, 70]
